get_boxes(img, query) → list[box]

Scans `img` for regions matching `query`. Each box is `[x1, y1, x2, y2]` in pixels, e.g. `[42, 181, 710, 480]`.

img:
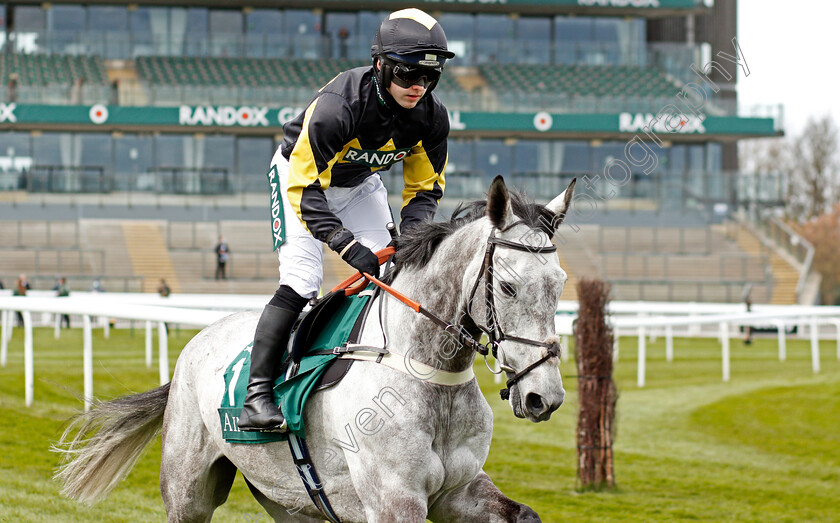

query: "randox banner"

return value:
[266, 165, 285, 251]
[0, 104, 778, 137]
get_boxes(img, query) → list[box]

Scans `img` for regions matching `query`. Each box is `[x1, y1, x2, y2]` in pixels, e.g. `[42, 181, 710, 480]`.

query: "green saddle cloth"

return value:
[218, 290, 372, 444]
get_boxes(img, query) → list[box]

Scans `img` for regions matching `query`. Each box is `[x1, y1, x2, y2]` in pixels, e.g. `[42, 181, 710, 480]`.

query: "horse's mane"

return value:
[390, 189, 556, 277]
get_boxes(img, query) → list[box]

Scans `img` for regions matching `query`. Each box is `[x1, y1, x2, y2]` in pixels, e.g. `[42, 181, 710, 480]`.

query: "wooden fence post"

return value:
[574, 278, 617, 490]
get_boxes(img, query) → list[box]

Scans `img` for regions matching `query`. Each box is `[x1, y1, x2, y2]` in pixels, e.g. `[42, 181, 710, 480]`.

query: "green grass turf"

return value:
[0, 327, 838, 521]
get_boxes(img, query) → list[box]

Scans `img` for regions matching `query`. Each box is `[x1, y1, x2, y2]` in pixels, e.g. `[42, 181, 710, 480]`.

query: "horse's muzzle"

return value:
[524, 389, 564, 422]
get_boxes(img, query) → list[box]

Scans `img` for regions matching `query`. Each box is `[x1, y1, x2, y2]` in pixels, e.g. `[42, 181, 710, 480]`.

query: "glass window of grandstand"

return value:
[511, 140, 565, 197]
[284, 9, 319, 59]
[245, 9, 283, 58]
[554, 17, 641, 66]
[446, 139, 474, 176]
[558, 141, 590, 174]
[30, 133, 77, 192]
[237, 137, 273, 192]
[115, 134, 154, 192]
[0, 132, 32, 191]
[475, 140, 511, 181]
[437, 13, 474, 66]
[554, 17, 591, 65]
[178, 8, 209, 56]
[77, 133, 113, 193]
[685, 144, 706, 203]
[443, 139, 475, 198]
[199, 135, 235, 194]
[209, 9, 243, 58]
[88, 6, 128, 59]
[660, 144, 684, 204]
[475, 15, 513, 64]
[12, 5, 46, 53]
[324, 12, 356, 61]
[705, 143, 725, 201]
[153, 134, 236, 194]
[591, 142, 634, 198]
[517, 17, 551, 65]
[155, 134, 185, 193]
[127, 8, 170, 56]
[668, 145, 686, 175]
[46, 4, 85, 54]
[359, 12, 386, 61]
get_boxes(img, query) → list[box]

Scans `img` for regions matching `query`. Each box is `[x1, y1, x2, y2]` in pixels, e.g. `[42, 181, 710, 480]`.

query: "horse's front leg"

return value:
[346, 460, 429, 523]
[428, 470, 540, 523]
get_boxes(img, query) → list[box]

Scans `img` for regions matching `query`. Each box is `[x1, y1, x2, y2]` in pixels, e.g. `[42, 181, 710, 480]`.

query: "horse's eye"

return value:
[499, 281, 517, 298]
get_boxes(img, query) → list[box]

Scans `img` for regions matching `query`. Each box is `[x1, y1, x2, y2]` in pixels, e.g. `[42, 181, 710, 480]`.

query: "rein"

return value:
[333, 229, 562, 400]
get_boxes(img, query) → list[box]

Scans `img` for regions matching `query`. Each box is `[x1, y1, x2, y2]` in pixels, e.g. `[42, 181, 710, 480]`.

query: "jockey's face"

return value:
[386, 81, 426, 109]
[377, 59, 428, 109]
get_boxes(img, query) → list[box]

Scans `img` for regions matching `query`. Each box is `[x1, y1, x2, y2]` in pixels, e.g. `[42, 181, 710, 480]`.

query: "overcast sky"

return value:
[737, 0, 839, 135]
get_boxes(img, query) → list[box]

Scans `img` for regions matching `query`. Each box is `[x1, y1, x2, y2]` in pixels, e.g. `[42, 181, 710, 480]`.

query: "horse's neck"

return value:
[385, 221, 488, 373]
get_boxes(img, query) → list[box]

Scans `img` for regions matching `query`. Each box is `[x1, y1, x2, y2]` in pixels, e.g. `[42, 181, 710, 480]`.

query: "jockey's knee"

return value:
[269, 285, 309, 312]
[278, 259, 323, 300]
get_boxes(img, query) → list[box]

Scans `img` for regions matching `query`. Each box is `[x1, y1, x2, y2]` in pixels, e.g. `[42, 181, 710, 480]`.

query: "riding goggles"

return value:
[390, 61, 441, 89]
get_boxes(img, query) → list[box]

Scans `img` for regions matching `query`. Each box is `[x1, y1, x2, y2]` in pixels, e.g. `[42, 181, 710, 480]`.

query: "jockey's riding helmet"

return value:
[371, 8, 455, 93]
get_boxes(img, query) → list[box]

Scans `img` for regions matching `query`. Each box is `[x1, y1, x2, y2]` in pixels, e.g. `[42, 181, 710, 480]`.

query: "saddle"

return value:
[289, 289, 368, 391]
[218, 286, 379, 444]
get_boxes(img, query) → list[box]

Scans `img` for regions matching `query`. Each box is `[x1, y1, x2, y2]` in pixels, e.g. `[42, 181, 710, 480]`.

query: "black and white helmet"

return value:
[371, 8, 455, 93]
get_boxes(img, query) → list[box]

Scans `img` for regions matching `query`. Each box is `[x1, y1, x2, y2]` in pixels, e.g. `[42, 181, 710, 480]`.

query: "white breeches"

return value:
[271, 146, 393, 299]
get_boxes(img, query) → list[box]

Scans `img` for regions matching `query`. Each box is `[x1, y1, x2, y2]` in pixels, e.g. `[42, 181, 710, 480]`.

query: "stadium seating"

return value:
[559, 224, 786, 303]
[138, 56, 360, 89]
[479, 63, 678, 99]
[0, 217, 793, 303]
[0, 53, 108, 86]
[136, 56, 463, 93]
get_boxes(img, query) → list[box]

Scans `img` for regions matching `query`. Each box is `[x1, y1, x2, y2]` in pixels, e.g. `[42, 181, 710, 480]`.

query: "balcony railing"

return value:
[2, 168, 790, 207]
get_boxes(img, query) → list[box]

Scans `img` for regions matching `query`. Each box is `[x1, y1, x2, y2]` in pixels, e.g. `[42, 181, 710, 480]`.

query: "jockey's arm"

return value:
[400, 116, 449, 234]
[286, 93, 354, 244]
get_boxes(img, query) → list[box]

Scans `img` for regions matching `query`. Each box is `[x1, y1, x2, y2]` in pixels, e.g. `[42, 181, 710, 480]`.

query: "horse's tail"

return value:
[52, 382, 171, 504]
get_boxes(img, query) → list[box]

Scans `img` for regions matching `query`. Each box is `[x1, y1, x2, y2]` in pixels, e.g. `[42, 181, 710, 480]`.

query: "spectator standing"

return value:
[338, 26, 350, 59]
[90, 278, 105, 292]
[742, 284, 753, 346]
[214, 236, 230, 280]
[13, 274, 31, 326]
[54, 277, 71, 328]
[157, 278, 171, 297]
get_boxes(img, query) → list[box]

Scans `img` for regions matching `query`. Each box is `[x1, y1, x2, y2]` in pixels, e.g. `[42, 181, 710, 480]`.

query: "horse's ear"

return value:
[545, 178, 576, 229]
[487, 175, 512, 229]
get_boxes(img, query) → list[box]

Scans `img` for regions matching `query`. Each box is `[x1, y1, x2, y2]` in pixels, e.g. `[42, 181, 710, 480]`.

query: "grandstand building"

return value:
[2, 0, 807, 304]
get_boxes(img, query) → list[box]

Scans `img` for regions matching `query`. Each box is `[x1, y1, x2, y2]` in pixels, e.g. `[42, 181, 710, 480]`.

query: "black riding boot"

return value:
[238, 305, 298, 432]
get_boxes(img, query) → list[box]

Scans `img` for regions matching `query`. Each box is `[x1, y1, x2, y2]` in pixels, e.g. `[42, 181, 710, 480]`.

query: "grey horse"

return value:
[54, 176, 576, 522]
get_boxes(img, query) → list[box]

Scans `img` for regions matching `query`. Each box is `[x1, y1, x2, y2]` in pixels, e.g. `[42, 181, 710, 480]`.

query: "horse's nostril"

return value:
[525, 393, 546, 415]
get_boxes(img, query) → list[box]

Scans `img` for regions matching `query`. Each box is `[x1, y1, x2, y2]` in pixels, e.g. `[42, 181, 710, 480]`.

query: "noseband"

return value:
[462, 229, 563, 400]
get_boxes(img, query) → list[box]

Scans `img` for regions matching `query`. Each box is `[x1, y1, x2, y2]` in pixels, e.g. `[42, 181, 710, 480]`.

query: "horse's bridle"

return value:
[344, 228, 563, 401]
[461, 229, 562, 400]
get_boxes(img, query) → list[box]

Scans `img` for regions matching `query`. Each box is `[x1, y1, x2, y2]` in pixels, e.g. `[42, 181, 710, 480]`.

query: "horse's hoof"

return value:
[516, 506, 541, 523]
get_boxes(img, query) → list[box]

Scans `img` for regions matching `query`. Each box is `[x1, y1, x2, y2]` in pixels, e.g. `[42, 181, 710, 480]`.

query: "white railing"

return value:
[2, 294, 839, 409]
[0, 294, 241, 411]
[554, 300, 840, 387]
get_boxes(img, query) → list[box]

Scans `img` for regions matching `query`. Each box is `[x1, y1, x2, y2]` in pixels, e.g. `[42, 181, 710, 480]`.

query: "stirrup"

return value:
[254, 419, 289, 434]
[239, 416, 289, 434]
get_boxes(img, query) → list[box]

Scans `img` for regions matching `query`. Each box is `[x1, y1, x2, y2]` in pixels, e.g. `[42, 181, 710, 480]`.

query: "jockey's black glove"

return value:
[327, 227, 380, 279]
[386, 237, 399, 265]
